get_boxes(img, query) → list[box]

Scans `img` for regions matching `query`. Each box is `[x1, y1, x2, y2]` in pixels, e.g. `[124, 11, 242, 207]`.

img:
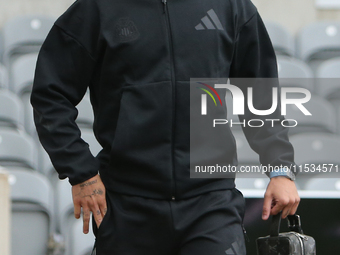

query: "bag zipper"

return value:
[291, 232, 306, 254]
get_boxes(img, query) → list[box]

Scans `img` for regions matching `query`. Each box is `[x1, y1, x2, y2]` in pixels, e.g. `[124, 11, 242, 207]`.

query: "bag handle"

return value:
[269, 211, 304, 237]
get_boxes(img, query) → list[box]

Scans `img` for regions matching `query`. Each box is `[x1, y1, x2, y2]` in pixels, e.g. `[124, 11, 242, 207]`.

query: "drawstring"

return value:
[162, 0, 167, 14]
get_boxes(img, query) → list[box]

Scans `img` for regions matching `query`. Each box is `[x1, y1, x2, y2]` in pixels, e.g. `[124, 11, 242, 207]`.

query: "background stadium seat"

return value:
[8, 169, 54, 255]
[316, 56, 340, 79]
[315, 57, 340, 101]
[304, 176, 340, 191]
[0, 29, 4, 63]
[235, 178, 269, 190]
[296, 21, 340, 71]
[0, 63, 8, 89]
[10, 53, 37, 95]
[290, 132, 340, 188]
[0, 89, 24, 130]
[2, 15, 54, 85]
[9, 53, 36, 94]
[23, 97, 36, 135]
[264, 21, 295, 57]
[0, 129, 37, 169]
[285, 95, 337, 135]
[315, 62, 340, 133]
[9, 53, 37, 134]
[316, 57, 340, 98]
[35, 140, 56, 177]
[277, 56, 315, 93]
[277, 56, 314, 79]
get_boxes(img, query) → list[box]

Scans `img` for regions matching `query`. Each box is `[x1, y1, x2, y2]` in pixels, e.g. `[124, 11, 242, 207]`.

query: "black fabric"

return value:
[229, 13, 296, 170]
[91, 188, 246, 255]
[31, 0, 297, 199]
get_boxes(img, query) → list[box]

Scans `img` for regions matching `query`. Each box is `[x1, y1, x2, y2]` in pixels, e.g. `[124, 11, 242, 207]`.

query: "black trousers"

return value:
[91, 188, 247, 255]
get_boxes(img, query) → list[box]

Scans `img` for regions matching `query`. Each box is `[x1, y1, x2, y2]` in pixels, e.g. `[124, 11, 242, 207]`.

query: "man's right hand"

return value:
[72, 174, 107, 234]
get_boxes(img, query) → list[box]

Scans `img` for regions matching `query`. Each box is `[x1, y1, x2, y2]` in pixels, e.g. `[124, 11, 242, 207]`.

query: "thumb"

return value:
[262, 194, 272, 220]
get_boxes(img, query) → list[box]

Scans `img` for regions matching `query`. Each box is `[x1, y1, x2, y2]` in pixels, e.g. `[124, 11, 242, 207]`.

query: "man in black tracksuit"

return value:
[31, 0, 300, 254]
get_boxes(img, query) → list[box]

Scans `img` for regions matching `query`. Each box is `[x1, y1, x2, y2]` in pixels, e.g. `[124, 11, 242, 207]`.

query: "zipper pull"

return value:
[296, 233, 308, 241]
[162, 0, 167, 13]
[242, 224, 250, 243]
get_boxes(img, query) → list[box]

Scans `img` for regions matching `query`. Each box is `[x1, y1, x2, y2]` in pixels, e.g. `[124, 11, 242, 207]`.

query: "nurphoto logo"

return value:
[197, 81, 312, 128]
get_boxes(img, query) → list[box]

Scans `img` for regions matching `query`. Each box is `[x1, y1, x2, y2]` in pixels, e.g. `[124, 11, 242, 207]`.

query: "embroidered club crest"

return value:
[114, 17, 140, 42]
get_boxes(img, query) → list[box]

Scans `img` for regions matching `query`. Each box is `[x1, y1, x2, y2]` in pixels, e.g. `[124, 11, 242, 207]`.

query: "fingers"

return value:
[99, 203, 107, 219]
[97, 194, 108, 228]
[262, 193, 272, 220]
[280, 196, 300, 219]
[263, 177, 301, 220]
[289, 197, 300, 215]
[93, 188, 107, 228]
[281, 201, 291, 219]
[270, 196, 300, 219]
[82, 207, 91, 234]
[71, 175, 107, 234]
[96, 188, 107, 219]
[74, 202, 81, 219]
[75, 197, 108, 233]
[92, 202, 103, 229]
[77, 199, 107, 233]
[270, 201, 283, 216]
[263, 195, 300, 220]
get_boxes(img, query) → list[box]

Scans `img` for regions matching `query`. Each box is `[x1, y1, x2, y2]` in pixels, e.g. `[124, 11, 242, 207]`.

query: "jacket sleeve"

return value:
[31, 24, 100, 185]
[229, 11, 297, 177]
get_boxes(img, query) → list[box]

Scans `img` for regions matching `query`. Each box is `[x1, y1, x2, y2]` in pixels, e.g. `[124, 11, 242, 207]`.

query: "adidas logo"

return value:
[225, 240, 242, 255]
[195, 9, 224, 31]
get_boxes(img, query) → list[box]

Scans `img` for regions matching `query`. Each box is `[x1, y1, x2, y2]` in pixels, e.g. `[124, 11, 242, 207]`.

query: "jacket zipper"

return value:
[162, 0, 177, 200]
[242, 223, 250, 243]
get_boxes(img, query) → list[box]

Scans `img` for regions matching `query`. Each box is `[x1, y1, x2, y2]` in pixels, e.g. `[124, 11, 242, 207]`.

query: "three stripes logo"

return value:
[196, 82, 223, 115]
[195, 9, 224, 31]
[225, 240, 242, 255]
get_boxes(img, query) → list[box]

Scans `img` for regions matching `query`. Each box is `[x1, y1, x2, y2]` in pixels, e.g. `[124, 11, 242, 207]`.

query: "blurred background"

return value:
[0, 0, 340, 254]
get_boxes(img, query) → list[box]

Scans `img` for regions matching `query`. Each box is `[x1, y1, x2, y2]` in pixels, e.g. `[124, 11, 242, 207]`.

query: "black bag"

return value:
[256, 211, 316, 255]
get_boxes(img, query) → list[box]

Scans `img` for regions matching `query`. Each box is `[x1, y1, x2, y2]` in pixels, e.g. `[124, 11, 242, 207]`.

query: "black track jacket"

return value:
[31, 0, 296, 200]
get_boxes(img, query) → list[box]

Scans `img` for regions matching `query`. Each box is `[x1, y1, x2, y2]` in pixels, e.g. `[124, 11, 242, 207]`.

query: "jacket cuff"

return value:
[268, 167, 296, 181]
[67, 169, 100, 186]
